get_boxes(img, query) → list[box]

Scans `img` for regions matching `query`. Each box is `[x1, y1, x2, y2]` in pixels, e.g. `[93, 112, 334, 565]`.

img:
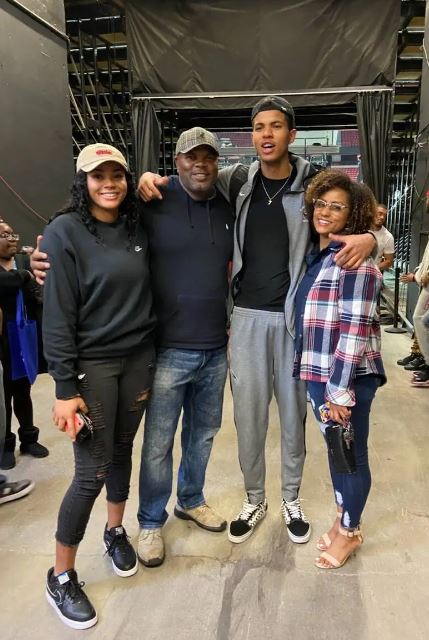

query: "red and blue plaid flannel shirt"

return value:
[294, 250, 386, 406]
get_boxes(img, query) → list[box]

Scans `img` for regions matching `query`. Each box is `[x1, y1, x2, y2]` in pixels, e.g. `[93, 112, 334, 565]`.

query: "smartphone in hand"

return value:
[74, 411, 94, 443]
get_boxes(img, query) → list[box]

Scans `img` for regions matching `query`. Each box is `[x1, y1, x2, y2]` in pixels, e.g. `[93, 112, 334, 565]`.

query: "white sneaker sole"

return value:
[46, 589, 98, 630]
[103, 542, 138, 577]
[0, 480, 35, 505]
[228, 510, 267, 544]
[286, 524, 312, 544]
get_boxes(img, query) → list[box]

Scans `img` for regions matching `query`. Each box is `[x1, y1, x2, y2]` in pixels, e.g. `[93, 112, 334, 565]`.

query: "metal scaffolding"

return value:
[66, 13, 131, 165]
[387, 100, 419, 321]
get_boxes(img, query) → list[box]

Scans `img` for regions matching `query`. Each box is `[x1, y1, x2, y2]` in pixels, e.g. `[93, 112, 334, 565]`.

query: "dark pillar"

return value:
[0, 0, 73, 244]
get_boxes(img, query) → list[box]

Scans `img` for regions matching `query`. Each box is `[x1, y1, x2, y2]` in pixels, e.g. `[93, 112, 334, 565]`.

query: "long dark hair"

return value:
[51, 169, 139, 246]
[304, 169, 376, 239]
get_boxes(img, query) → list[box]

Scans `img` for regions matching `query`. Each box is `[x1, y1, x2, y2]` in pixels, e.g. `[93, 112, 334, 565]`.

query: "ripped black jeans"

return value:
[56, 342, 155, 547]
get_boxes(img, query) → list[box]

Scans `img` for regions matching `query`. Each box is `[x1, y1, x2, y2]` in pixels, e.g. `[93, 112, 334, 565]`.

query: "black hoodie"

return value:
[41, 213, 155, 398]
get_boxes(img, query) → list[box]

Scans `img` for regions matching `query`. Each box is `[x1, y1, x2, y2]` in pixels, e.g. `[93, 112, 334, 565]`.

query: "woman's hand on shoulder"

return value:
[328, 402, 351, 425]
[30, 235, 50, 285]
[53, 396, 88, 441]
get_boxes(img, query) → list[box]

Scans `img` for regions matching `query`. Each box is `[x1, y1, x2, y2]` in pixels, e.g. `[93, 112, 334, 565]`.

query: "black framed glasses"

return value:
[0, 232, 20, 241]
[313, 199, 349, 214]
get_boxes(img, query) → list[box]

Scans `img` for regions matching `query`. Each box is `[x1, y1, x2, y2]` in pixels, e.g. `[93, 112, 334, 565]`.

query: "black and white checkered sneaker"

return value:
[228, 497, 268, 543]
[281, 498, 311, 543]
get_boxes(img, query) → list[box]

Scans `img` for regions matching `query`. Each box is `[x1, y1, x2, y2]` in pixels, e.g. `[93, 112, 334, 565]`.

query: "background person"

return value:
[41, 144, 156, 629]
[371, 203, 395, 273]
[0, 311, 34, 504]
[396, 337, 424, 370]
[400, 238, 429, 386]
[396, 192, 429, 370]
[0, 222, 48, 469]
[370, 203, 395, 320]
[295, 170, 386, 569]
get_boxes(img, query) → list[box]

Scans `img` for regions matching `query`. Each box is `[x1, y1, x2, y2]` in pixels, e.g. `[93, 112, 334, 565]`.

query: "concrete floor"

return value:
[1, 329, 429, 640]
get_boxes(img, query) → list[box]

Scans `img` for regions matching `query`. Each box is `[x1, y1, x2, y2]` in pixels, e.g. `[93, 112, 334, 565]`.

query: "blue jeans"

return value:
[307, 375, 380, 529]
[138, 346, 228, 528]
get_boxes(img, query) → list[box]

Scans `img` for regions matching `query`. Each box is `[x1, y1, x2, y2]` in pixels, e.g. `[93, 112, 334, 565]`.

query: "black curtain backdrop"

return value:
[127, 0, 400, 108]
[132, 99, 160, 176]
[356, 91, 393, 203]
[127, 0, 400, 190]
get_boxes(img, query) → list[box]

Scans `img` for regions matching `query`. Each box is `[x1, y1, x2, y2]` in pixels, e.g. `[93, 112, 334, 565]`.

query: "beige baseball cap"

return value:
[175, 127, 220, 156]
[76, 143, 129, 173]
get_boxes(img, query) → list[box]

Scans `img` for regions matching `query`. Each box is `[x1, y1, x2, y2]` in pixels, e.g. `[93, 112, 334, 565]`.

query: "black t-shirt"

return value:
[235, 170, 296, 310]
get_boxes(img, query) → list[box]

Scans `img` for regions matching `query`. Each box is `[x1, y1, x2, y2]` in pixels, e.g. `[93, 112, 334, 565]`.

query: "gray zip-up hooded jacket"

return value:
[216, 153, 318, 337]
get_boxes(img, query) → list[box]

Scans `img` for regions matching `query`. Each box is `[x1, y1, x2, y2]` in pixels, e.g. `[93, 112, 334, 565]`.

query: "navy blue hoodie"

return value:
[141, 176, 234, 349]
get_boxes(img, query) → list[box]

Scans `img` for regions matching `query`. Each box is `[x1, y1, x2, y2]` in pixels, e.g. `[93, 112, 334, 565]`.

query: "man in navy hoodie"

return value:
[136, 128, 234, 565]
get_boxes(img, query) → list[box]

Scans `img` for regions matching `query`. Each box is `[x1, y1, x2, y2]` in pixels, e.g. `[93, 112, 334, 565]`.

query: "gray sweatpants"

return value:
[229, 307, 307, 504]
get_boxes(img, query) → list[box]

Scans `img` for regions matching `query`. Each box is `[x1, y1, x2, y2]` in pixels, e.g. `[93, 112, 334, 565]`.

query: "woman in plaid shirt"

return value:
[294, 170, 386, 570]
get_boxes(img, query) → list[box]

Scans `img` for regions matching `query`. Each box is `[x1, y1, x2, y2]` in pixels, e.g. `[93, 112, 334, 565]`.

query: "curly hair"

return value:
[304, 169, 376, 238]
[51, 169, 139, 247]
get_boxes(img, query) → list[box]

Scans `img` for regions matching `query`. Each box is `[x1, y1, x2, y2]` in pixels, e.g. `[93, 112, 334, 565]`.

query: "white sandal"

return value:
[316, 510, 343, 552]
[315, 526, 363, 570]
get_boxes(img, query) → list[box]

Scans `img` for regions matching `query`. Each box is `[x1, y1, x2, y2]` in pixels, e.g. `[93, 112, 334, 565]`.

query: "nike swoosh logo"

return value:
[47, 585, 64, 605]
[135, 246, 143, 252]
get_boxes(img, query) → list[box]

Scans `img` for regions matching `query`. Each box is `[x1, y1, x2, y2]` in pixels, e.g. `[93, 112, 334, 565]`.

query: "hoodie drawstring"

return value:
[186, 194, 194, 229]
[206, 200, 214, 245]
[186, 194, 215, 244]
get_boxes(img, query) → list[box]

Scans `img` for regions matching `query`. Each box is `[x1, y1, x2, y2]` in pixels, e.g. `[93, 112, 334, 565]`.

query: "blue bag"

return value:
[7, 289, 39, 384]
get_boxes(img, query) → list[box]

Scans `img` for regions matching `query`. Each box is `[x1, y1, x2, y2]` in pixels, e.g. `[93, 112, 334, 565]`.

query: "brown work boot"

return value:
[174, 503, 227, 532]
[137, 528, 165, 567]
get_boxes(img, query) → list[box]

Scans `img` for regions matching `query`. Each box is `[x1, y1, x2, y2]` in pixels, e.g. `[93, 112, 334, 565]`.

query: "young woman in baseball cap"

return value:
[41, 144, 156, 629]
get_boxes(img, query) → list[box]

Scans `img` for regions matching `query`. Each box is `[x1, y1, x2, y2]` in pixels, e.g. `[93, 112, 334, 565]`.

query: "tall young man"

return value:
[213, 97, 316, 543]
